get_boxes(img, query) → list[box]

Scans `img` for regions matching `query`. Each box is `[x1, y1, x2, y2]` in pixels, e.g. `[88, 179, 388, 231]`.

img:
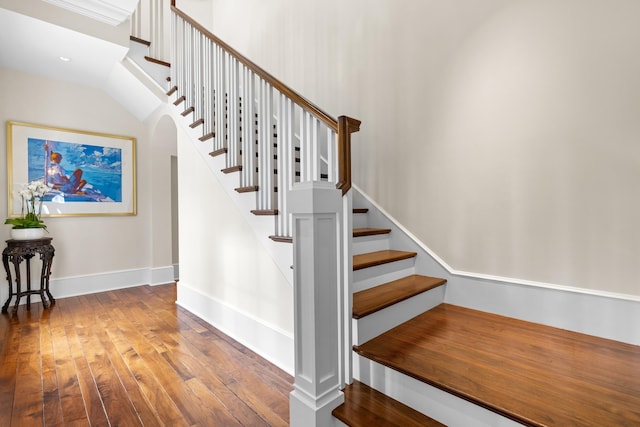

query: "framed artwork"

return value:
[6, 121, 137, 217]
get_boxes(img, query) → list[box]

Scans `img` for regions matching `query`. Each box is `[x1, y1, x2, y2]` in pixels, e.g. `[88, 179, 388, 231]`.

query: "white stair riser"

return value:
[352, 234, 390, 255]
[353, 266, 416, 292]
[353, 258, 416, 289]
[352, 213, 369, 229]
[353, 285, 445, 345]
[128, 40, 171, 88]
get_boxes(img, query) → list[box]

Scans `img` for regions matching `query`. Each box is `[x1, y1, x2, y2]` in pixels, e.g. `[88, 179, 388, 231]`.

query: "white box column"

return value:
[289, 181, 344, 427]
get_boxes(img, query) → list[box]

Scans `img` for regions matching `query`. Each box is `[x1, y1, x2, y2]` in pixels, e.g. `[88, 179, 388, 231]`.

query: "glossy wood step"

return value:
[269, 235, 292, 243]
[353, 250, 417, 271]
[353, 208, 369, 214]
[332, 380, 445, 427]
[354, 303, 640, 427]
[209, 147, 226, 157]
[353, 275, 446, 319]
[353, 228, 391, 238]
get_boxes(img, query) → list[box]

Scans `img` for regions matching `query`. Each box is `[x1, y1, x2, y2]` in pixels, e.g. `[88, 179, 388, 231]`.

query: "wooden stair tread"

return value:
[269, 235, 292, 243]
[354, 303, 640, 427]
[353, 228, 391, 237]
[353, 275, 446, 319]
[353, 250, 417, 271]
[332, 380, 445, 427]
[353, 208, 368, 214]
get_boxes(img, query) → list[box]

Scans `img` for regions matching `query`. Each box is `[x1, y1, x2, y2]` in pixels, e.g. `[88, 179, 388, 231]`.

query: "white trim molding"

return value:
[42, 0, 136, 25]
[0, 266, 176, 308]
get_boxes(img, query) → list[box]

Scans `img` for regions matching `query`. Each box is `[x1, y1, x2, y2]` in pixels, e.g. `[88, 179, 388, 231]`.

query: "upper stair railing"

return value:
[131, 0, 170, 63]
[168, 4, 360, 240]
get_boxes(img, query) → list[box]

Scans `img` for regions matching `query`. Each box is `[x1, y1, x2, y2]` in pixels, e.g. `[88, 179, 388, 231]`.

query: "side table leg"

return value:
[12, 260, 22, 314]
[39, 253, 51, 308]
[2, 254, 13, 314]
[45, 255, 55, 304]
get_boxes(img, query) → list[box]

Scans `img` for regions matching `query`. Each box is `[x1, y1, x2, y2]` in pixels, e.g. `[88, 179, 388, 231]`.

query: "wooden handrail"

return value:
[172, 4, 361, 195]
[337, 116, 361, 195]
[172, 5, 338, 131]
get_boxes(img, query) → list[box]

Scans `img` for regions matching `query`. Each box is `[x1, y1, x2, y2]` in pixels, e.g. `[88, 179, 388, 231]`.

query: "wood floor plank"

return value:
[68, 295, 144, 426]
[12, 352, 43, 426]
[91, 303, 164, 426]
[39, 312, 63, 426]
[59, 301, 110, 427]
[0, 283, 292, 426]
[48, 303, 91, 425]
[0, 316, 20, 426]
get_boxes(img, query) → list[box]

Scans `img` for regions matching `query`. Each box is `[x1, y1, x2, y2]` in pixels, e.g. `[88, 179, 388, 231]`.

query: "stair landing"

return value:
[355, 303, 640, 427]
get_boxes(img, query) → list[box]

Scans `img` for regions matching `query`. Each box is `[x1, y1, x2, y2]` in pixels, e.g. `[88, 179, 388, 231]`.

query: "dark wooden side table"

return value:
[2, 237, 55, 314]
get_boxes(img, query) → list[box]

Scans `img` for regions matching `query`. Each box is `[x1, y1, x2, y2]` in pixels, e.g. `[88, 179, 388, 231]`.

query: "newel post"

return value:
[289, 181, 344, 427]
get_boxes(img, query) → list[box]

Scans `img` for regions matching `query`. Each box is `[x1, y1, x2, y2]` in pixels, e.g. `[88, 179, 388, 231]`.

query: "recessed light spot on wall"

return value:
[59, 56, 71, 62]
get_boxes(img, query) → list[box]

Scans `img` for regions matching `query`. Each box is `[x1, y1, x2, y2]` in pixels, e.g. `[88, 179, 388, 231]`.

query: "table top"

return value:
[4, 237, 53, 248]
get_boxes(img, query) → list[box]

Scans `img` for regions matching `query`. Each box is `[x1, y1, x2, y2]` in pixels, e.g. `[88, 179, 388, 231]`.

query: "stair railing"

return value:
[131, 0, 170, 63]
[169, 5, 360, 239]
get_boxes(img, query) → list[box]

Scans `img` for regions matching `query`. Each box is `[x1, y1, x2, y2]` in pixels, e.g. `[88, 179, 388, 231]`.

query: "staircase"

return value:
[133, 3, 640, 426]
[334, 204, 640, 426]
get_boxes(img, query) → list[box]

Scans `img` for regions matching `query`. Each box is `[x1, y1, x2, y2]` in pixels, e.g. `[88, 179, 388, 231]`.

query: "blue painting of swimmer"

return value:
[27, 138, 122, 202]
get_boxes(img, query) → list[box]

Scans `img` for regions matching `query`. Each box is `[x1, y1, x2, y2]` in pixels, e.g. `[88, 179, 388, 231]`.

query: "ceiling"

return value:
[42, 0, 138, 26]
[0, 2, 166, 120]
[0, 7, 128, 88]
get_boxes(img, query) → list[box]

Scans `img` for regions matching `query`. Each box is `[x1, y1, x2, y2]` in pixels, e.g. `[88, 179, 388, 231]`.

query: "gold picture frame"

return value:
[7, 121, 137, 217]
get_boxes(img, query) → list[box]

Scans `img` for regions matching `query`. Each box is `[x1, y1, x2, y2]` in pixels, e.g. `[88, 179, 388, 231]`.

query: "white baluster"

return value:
[227, 58, 240, 169]
[240, 67, 256, 189]
[203, 39, 211, 137]
[193, 32, 202, 121]
[218, 45, 226, 152]
[170, 11, 176, 94]
[256, 79, 274, 211]
[326, 128, 337, 184]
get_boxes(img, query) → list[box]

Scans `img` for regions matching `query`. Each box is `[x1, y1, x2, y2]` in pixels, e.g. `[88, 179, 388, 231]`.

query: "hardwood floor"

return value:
[0, 283, 292, 426]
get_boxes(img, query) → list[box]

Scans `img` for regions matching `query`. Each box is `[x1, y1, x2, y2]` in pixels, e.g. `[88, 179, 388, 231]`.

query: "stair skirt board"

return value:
[353, 284, 446, 345]
[354, 355, 522, 427]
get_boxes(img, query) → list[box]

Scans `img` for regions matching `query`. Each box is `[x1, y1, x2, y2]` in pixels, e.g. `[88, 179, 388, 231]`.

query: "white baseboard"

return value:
[0, 266, 176, 307]
[150, 265, 175, 286]
[176, 281, 294, 376]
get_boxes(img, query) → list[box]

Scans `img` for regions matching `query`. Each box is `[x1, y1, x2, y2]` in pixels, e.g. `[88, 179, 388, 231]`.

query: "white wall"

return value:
[175, 121, 293, 370]
[201, 0, 640, 297]
[0, 67, 173, 298]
